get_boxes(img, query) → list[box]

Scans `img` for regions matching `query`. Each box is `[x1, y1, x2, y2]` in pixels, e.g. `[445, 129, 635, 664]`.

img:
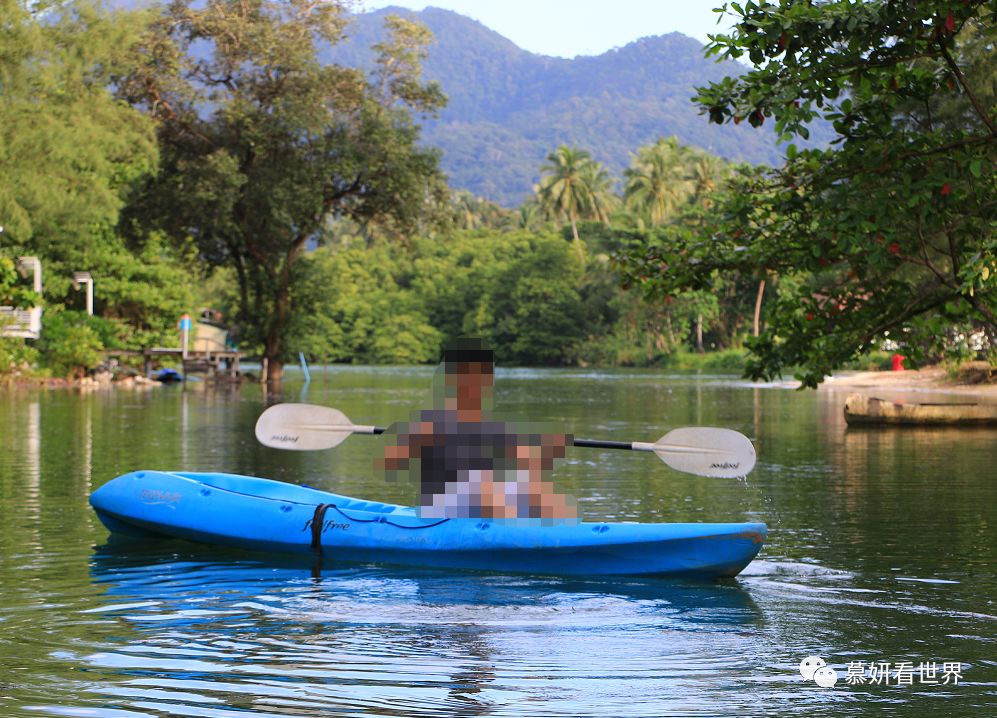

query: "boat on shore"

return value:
[844, 393, 997, 426]
[90, 470, 767, 579]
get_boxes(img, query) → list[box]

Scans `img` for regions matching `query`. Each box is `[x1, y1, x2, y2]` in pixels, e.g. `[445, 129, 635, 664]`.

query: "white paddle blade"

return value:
[255, 403, 356, 451]
[650, 427, 756, 478]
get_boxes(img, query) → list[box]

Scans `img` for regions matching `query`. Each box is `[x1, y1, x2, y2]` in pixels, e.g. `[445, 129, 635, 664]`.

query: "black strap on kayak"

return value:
[308, 501, 449, 579]
[310, 503, 334, 554]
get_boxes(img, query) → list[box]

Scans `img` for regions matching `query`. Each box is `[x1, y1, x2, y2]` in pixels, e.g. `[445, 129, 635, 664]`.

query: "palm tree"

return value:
[451, 191, 480, 230]
[689, 153, 730, 210]
[517, 198, 544, 232]
[536, 145, 616, 261]
[623, 137, 692, 227]
[581, 160, 617, 225]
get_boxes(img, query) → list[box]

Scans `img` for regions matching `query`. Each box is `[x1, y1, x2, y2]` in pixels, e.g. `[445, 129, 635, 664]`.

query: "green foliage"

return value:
[621, 0, 997, 387]
[0, 338, 40, 380]
[281, 215, 768, 368]
[288, 244, 442, 364]
[0, 0, 156, 251]
[36, 311, 106, 378]
[287, 230, 601, 366]
[27, 227, 196, 349]
[467, 235, 587, 364]
[0, 254, 35, 310]
[0, 0, 182, 375]
[121, 1, 448, 377]
[87, 234, 195, 348]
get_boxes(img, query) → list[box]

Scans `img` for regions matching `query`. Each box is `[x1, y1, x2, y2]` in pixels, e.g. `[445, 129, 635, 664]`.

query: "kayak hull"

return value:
[90, 471, 767, 578]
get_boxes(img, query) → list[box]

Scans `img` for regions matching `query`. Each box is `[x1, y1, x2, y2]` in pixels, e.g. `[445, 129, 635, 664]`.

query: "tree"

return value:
[287, 244, 442, 364]
[535, 146, 616, 260]
[621, 0, 997, 387]
[623, 137, 693, 226]
[468, 234, 588, 364]
[120, 0, 447, 381]
[0, 0, 156, 252]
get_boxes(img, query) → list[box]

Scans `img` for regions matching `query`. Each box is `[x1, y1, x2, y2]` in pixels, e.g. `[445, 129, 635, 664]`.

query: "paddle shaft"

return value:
[350, 427, 647, 451]
[571, 438, 654, 451]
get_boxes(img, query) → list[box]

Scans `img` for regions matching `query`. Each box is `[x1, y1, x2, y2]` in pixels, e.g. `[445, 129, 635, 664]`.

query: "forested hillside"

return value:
[330, 6, 829, 205]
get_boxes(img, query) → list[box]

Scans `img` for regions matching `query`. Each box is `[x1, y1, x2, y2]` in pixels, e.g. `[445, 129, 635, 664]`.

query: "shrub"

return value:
[37, 310, 105, 378]
[0, 338, 41, 381]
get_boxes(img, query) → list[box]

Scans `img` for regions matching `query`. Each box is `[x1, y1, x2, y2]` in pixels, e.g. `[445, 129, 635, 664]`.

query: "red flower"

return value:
[940, 182, 951, 196]
[888, 242, 901, 255]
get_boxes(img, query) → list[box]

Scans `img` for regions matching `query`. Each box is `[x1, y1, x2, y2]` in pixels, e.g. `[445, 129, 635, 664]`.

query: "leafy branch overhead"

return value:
[621, 0, 997, 387]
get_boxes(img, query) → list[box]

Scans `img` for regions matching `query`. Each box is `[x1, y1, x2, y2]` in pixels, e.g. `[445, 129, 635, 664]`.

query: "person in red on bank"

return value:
[378, 340, 577, 522]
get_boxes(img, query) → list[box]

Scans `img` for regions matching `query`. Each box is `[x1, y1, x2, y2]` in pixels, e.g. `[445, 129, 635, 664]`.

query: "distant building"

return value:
[193, 309, 235, 352]
[1, 257, 43, 340]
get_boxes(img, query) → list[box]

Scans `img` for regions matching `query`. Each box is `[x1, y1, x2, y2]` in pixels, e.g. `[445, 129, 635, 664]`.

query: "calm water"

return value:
[0, 367, 994, 717]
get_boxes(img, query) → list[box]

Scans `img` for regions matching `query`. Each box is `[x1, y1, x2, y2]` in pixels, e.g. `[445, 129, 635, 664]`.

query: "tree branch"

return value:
[938, 40, 997, 136]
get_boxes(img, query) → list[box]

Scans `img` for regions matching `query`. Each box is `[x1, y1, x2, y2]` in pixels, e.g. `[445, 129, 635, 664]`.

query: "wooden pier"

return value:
[106, 348, 243, 380]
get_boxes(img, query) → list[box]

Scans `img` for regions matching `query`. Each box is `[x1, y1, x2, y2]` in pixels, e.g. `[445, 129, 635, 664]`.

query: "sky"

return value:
[360, 1, 735, 58]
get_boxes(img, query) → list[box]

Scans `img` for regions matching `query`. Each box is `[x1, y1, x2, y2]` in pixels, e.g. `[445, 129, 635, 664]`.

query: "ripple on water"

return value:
[18, 551, 777, 718]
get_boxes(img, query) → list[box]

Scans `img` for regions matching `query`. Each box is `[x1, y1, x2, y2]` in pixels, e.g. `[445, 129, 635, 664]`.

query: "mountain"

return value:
[330, 6, 825, 207]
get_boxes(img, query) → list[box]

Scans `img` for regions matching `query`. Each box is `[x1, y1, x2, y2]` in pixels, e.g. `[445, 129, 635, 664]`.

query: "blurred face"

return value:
[444, 360, 493, 413]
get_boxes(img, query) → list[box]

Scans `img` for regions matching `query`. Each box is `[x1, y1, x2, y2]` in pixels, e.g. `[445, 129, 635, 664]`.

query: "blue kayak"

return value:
[90, 471, 767, 578]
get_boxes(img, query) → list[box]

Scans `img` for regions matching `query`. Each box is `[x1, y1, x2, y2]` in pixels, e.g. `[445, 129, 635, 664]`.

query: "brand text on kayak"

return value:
[301, 519, 350, 532]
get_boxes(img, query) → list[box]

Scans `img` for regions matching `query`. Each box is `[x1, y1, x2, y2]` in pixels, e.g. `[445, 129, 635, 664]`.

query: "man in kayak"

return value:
[379, 341, 577, 521]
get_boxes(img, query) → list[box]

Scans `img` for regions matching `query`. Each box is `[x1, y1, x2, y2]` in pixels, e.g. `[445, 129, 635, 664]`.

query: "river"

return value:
[0, 367, 994, 716]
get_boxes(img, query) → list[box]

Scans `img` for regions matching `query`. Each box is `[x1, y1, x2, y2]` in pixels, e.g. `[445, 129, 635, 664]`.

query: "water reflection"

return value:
[89, 539, 763, 628]
[64, 540, 765, 717]
[26, 399, 41, 526]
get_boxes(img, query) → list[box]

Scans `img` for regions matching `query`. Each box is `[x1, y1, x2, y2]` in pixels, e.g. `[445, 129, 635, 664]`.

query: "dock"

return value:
[106, 348, 243, 380]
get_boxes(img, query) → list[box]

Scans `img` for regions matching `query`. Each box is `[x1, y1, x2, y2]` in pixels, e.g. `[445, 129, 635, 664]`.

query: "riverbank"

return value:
[0, 372, 161, 391]
[821, 362, 997, 398]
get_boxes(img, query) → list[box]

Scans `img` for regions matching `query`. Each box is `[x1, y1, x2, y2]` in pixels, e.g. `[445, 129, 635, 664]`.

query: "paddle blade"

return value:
[651, 427, 756, 478]
[255, 403, 355, 451]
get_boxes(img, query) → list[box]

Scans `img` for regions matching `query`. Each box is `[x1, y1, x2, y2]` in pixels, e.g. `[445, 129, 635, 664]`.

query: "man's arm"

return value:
[377, 421, 435, 475]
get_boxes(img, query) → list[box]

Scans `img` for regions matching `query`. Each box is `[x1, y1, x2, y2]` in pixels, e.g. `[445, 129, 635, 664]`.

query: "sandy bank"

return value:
[820, 364, 997, 399]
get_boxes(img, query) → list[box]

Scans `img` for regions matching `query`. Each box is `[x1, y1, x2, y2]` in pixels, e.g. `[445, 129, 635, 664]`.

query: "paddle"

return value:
[255, 402, 756, 478]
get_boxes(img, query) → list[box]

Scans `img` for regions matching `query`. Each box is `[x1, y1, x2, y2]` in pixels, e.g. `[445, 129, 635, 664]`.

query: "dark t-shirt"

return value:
[385, 409, 566, 518]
